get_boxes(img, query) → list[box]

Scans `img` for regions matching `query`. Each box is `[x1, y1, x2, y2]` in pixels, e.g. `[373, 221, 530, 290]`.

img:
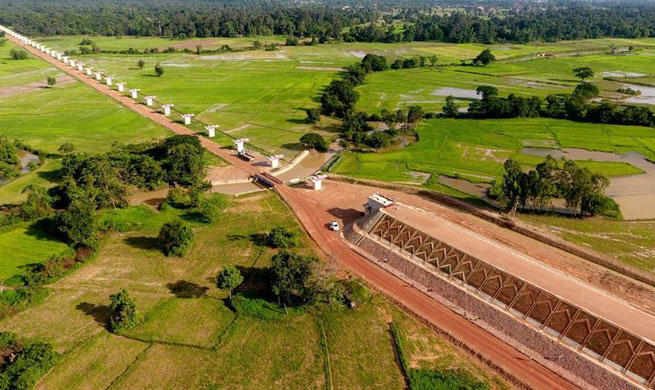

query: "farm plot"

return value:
[334, 118, 655, 183]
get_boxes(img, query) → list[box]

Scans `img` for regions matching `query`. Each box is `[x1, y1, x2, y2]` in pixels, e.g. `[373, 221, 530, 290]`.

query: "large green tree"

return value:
[269, 251, 317, 305]
[216, 265, 243, 299]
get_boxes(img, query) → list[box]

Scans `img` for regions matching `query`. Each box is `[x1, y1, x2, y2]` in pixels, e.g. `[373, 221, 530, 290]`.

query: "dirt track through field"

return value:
[10, 34, 579, 389]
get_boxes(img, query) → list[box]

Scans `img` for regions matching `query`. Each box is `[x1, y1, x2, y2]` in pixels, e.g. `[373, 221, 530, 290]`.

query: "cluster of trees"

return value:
[0, 332, 58, 390]
[458, 79, 655, 128]
[491, 156, 616, 216]
[0, 137, 19, 181]
[9, 1, 655, 44]
[71, 43, 242, 57]
[320, 54, 426, 149]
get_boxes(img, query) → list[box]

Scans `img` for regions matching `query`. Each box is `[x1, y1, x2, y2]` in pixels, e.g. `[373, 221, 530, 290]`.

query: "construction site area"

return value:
[5, 25, 655, 390]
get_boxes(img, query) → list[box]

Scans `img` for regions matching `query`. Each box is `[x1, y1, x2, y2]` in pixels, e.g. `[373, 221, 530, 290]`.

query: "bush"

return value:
[195, 193, 229, 223]
[108, 289, 143, 332]
[56, 200, 98, 250]
[305, 108, 321, 124]
[165, 187, 191, 209]
[158, 220, 193, 256]
[9, 48, 29, 60]
[266, 226, 296, 249]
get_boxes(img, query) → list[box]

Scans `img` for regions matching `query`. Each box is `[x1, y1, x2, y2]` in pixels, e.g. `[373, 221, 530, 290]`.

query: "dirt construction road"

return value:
[11, 34, 578, 389]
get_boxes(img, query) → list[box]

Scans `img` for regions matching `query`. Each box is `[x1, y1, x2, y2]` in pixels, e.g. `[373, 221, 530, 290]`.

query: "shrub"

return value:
[266, 226, 296, 248]
[195, 193, 229, 223]
[108, 289, 143, 332]
[19, 185, 53, 221]
[230, 294, 290, 321]
[158, 220, 193, 256]
[305, 108, 321, 124]
[409, 369, 489, 390]
[9, 48, 29, 60]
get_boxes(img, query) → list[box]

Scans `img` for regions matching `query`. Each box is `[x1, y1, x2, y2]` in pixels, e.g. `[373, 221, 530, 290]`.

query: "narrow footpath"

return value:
[9, 34, 578, 390]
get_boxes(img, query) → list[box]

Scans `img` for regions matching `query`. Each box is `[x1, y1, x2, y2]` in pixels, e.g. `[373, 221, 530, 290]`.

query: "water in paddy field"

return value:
[521, 148, 655, 220]
[17, 150, 39, 174]
[622, 84, 655, 105]
[431, 87, 482, 100]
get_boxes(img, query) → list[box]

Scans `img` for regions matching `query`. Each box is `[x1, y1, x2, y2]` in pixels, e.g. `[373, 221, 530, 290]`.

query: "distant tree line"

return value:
[4, 0, 655, 44]
[455, 83, 655, 128]
[490, 156, 617, 217]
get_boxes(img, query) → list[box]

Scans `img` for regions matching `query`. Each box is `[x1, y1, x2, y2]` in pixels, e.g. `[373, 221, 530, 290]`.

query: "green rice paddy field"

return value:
[334, 118, 655, 183]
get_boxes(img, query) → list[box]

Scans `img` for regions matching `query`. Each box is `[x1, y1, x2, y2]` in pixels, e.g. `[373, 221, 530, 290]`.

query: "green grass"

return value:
[0, 222, 73, 281]
[0, 40, 57, 87]
[0, 193, 507, 389]
[520, 215, 655, 272]
[334, 118, 655, 182]
[0, 82, 168, 154]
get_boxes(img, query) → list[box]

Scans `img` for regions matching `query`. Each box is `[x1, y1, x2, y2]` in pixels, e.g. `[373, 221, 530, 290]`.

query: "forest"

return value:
[2, 0, 655, 43]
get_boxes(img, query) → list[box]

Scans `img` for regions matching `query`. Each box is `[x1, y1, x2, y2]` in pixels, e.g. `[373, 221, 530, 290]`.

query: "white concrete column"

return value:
[308, 175, 327, 191]
[145, 96, 156, 106]
[69, 59, 76, 68]
[62, 56, 69, 64]
[181, 114, 194, 125]
[205, 125, 219, 138]
[269, 155, 284, 169]
[105, 77, 113, 86]
[130, 89, 140, 99]
[162, 104, 174, 116]
[95, 72, 102, 81]
[116, 83, 126, 92]
[234, 138, 249, 154]
[77, 63, 84, 72]
[85, 68, 93, 76]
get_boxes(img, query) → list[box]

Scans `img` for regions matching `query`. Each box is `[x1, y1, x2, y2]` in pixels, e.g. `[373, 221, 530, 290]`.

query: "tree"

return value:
[476, 85, 499, 100]
[573, 82, 599, 99]
[299, 132, 328, 152]
[429, 54, 438, 67]
[58, 143, 75, 155]
[285, 36, 298, 46]
[56, 199, 98, 249]
[216, 265, 243, 299]
[305, 108, 321, 124]
[442, 95, 458, 117]
[154, 63, 164, 77]
[473, 49, 495, 66]
[573, 67, 594, 82]
[137, 59, 145, 69]
[406, 105, 424, 126]
[19, 185, 53, 221]
[269, 251, 317, 305]
[266, 226, 296, 248]
[108, 289, 143, 332]
[46, 76, 56, 88]
[158, 219, 193, 256]
[164, 135, 206, 185]
[500, 159, 526, 214]
[361, 54, 388, 72]
[10, 48, 29, 60]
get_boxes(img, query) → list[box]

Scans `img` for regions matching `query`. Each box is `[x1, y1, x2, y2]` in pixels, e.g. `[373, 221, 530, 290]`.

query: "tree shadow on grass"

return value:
[76, 302, 112, 328]
[36, 167, 63, 182]
[123, 236, 160, 250]
[286, 118, 308, 125]
[25, 219, 62, 242]
[280, 142, 303, 152]
[166, 280, 209, 298]
[179, 211, 208, 224]
[249, 233, 268, 247]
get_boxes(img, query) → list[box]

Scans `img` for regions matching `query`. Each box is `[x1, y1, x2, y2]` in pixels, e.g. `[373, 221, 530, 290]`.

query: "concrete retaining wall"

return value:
[350, 223, 645, 390]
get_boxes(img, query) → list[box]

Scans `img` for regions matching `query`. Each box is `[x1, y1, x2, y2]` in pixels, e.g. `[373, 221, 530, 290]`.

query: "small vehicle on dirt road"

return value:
[329, 221, 340, 231]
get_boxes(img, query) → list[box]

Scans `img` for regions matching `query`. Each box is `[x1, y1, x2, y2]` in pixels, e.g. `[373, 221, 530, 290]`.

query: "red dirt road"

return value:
[11, 35, 578, 389]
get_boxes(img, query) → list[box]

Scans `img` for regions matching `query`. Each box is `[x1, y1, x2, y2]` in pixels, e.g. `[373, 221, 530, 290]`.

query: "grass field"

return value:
[0, 81, 168, 154]
[520, 215, 655, 272]
[0, 40, 57, 87]
[0, 222, 73, 281]
[0, 193, 506, 389]
[333, 118, 655, 183]
[356, 48, 655, 113]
